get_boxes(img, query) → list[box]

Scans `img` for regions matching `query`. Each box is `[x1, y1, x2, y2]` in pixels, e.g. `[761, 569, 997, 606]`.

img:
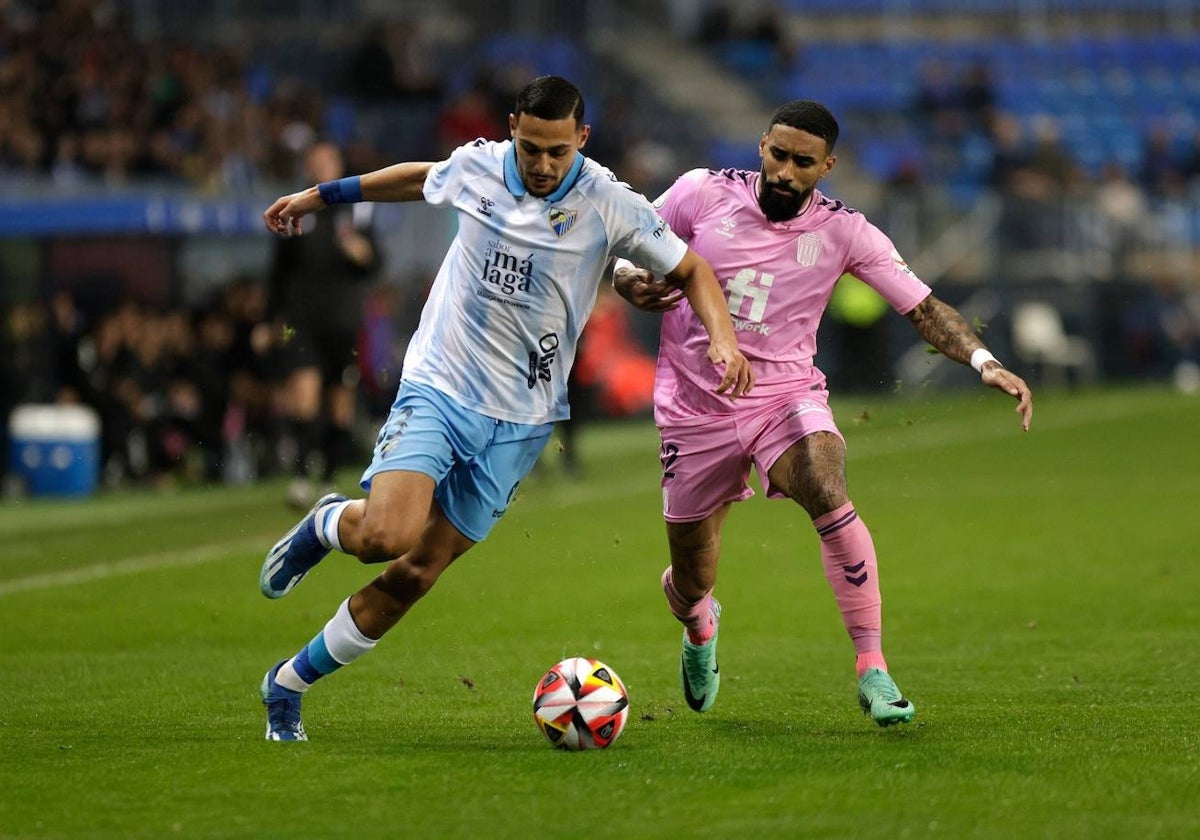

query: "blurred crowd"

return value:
[1, 0, 286, 190]
[908, 58, 1200, 200]
[0, 2, 678, 493]
[3, 1, 1199, 495]
[3, 278, 320, 488]
[0, 271, 663, 491]
[0, 1, 681, 196]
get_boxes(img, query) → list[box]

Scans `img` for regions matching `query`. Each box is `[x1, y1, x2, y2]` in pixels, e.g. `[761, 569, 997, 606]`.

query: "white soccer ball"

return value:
[532, 656, 629, 750]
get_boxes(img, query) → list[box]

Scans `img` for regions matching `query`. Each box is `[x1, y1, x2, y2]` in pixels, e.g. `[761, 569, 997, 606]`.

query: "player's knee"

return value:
[788, 470, 847, 517]
[358, 520, 421, 563]
[797, 491, 848, 520]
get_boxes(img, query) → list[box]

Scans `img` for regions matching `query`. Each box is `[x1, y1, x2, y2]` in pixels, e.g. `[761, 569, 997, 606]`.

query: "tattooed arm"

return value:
[906, 294, 1034, 430]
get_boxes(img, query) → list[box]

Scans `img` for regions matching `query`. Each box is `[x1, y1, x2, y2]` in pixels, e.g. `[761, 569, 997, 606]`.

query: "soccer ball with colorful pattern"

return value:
[532, 657, 629, 750]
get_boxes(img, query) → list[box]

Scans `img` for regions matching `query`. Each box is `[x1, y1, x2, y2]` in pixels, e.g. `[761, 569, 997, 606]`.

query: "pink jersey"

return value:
[653, 168, 932, 423]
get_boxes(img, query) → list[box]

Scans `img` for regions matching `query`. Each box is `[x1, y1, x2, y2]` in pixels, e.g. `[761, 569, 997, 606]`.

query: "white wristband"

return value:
[970, 348, 999, 372]
[611, 257, 638, 287]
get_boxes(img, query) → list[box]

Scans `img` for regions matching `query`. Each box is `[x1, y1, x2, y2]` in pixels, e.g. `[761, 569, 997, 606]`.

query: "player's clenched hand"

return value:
[707, 337, 754, 398]
[613, 266, 685, 312]
[982, 365, 1033, 431]
[263, 187, 325, 237]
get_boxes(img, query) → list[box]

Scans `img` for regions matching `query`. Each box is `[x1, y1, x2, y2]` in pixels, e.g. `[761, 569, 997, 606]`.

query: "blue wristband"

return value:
[317, 175, 363, 205]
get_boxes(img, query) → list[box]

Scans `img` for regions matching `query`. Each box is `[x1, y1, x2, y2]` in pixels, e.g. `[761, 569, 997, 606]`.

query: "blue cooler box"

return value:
[8, 404, 101, 497]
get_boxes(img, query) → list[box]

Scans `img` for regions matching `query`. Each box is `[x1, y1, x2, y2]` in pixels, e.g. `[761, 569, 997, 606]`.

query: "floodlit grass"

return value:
[1, 386, 1197, 839]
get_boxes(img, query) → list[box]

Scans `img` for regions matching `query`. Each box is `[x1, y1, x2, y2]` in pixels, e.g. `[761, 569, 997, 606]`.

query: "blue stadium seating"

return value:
[761, 34, 1200, 185]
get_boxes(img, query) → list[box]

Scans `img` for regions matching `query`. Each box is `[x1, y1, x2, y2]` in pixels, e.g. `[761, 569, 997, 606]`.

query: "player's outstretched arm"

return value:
[905, 294, 1033, 430]
[611, 258, 685, 312]
[263, 161, 435, 238]
[665, 249, 755, 398]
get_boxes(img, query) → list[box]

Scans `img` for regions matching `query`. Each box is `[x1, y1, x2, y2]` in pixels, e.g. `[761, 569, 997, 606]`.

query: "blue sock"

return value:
[273, 599, 377, 693]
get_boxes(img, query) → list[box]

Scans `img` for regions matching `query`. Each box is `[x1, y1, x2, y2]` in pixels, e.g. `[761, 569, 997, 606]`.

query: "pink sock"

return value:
[855, 651, 888, 678]
[813, 502, 883, 665]
[661, 566, 715, 644]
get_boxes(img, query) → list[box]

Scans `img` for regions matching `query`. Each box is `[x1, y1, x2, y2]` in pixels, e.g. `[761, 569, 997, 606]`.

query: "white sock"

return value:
[324, 597, 379, 655]
[317, 500, 351, 552]
[276, 660, 311, 693]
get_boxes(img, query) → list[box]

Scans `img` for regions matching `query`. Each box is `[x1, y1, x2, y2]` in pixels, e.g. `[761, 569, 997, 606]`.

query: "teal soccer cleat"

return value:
[680, 599, 722, 713]
[857, 667, 916, 727]
[260, 492, 347, 598]
[261, 660, 307, 742]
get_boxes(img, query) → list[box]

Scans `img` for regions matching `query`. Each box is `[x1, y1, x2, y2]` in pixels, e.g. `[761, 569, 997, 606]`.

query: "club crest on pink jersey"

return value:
[796, 232, 822, 266]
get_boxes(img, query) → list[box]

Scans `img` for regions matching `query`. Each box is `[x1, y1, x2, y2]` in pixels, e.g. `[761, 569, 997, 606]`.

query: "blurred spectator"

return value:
[914, 59, 968, 144]
[48, 291, 88, 403]
[436, 77, 506, 155]
[1, 300, 54, 481]
[616, 138, 679, 197]
[50, 132, 90, 188]
[987, 112, 1030, 191]
[344, 19, 442, 103]
[1138, 124, 1188, 199]
[696, 2, 735, 45]
[960, 61, 997, 134]
[571, 283, 656, 420]
[345, 25, 400, 102]
[268, 141, 382, 507]
[1093, 161, 1147, 269]
[2, 300, 57, 407]
[693, 1, 796, 76]
[1026, 116, 1084, 191]
[356, 281, 420, 418]
[748, 3, 798, 70]
[222, 276, 282, 482]
[1120, 273, 1200, 383]
[989, 114, 1087, 267]
[1180, 128, 1200, 189]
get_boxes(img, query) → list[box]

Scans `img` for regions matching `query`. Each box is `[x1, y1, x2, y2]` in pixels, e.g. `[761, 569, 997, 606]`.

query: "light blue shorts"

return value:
[361, 380, 554, 542]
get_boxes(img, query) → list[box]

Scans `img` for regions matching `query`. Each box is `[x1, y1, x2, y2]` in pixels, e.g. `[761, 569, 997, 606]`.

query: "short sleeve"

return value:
[846, 219, 932, 315]
[606, 187, 689, 276]
[652, 168, 709, 242]
[423, 140, 489, 207]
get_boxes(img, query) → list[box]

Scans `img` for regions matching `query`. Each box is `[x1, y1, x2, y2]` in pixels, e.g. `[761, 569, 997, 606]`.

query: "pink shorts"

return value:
[657, 390, 842, 522]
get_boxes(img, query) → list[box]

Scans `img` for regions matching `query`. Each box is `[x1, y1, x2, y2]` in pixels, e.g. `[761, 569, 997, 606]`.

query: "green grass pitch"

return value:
[1, 385, 1197, 839]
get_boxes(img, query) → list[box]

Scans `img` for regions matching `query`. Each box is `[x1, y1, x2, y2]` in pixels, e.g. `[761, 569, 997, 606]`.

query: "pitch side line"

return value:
[0, 536, 267, 597]
[0, 395, 1175, 598]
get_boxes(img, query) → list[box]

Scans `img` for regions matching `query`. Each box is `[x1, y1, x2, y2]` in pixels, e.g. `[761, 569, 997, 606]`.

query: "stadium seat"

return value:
[1011, 301, 1098, 388]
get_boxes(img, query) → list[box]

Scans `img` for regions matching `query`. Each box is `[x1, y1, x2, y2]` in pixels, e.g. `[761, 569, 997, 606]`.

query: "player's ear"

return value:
[508, 113, 518, 137]
[823, 154, 837, 176]
[577, 124, 591, 148]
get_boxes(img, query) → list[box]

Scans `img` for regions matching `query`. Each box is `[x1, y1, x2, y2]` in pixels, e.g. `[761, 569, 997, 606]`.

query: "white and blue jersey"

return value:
[403, 139, 688, 425]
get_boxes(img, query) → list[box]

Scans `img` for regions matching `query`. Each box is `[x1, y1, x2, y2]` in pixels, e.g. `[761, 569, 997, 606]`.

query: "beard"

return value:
[757, 174, 808, 222]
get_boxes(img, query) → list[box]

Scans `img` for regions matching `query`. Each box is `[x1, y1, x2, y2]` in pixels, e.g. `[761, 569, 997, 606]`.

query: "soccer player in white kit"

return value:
[254, 76, 754, 741]
[615, 100, 1033, 726]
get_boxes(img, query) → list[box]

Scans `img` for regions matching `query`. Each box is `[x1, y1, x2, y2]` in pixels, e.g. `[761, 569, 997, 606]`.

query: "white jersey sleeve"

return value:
[422, 139, 487, 207]
[585, 164, 688, 277]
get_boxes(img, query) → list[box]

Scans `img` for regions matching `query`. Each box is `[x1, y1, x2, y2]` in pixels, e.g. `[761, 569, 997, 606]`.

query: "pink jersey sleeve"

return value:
[844, 219, 932, 314]
[652, 169, 710, 243]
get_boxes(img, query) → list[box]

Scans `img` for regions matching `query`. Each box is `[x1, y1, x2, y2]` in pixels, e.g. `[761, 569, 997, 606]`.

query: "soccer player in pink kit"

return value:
[614, 100, 1033, 726]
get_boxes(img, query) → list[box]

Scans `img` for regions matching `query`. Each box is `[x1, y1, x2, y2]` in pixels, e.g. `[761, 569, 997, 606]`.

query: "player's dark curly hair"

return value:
[516, 75, 585, 125]
[768, 100, 839, 151]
